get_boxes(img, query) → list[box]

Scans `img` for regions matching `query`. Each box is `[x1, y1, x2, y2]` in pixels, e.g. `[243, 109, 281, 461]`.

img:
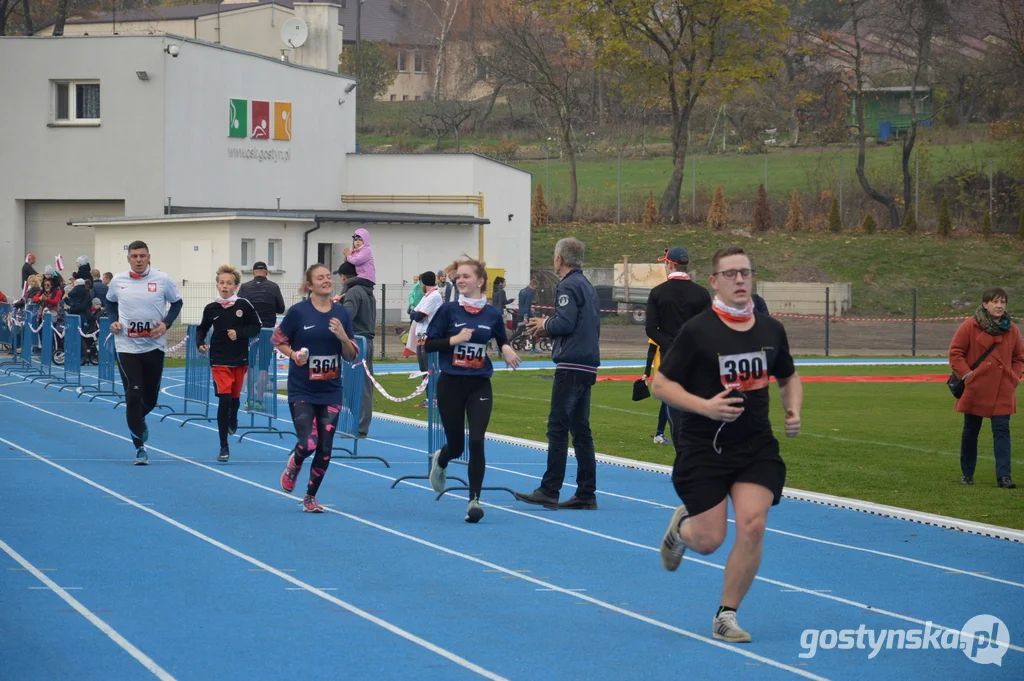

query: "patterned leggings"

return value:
[289, 401, 341, 496]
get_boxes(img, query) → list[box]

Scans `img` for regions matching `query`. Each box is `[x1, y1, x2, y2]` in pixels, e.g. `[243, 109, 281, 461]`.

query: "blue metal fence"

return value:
[237, 329, 295, 441]
[162, 325, 215, 425]
[80, 317, 122, 401]
[57, 314, 83, 392]
[331, 335, 389, 466]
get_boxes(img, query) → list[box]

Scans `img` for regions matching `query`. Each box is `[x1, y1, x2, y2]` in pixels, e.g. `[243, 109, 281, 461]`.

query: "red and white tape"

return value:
[358, 361, 430, 403]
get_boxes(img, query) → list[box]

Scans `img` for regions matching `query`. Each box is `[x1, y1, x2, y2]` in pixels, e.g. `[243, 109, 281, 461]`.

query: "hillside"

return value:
[531, 225, 1024, 318]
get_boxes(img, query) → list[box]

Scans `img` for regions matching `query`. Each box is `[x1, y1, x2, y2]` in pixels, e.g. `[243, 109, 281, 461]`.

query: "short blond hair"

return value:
[216, 264, 241, 286]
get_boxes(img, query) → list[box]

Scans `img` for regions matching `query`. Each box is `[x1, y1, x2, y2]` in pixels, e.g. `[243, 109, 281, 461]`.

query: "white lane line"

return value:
[0, 536, 176, 680]
[0, 412, 830, 680]
[0, 436, 509, 681]
[10, 387, 1024, 597]
[29, 585, 83, 590]
[12, 386, 1024, 590]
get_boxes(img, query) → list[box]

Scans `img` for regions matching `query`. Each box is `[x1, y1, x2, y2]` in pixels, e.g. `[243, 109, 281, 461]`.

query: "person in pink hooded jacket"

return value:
[344, 229, 376, 284]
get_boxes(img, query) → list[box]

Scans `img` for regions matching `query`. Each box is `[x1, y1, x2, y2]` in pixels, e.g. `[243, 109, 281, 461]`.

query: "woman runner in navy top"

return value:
[425, 258, 520, 522]
[272, 264, 359, 513]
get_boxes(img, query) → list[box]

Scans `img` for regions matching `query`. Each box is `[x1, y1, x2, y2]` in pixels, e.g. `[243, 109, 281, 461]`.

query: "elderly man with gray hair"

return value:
[515, 237, 602, 510]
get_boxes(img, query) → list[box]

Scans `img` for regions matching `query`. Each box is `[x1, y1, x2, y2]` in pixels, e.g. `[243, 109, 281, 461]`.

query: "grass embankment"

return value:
[532, 227, 1024, 318]
[371, 365, 1024, 530]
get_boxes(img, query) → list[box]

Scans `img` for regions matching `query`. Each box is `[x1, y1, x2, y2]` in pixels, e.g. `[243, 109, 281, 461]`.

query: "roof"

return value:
[69, 207, 488, 226]
[861, 86, 932, 93]
[67, 2, 266, 25]
[348, 151, 533, 177]
[62, 0, 422, 45]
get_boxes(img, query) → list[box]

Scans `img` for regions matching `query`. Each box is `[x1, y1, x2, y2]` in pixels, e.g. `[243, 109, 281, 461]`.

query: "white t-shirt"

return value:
[405, 288, 443, 354]
[106, 268, 182, 354]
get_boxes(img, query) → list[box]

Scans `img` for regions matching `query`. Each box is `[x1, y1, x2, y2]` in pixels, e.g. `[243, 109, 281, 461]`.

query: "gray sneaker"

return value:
[465, 499, 484, 523]
[659, 504, 689, 571]
[713, 610, 752, 643]
[429, 448, 447, 493]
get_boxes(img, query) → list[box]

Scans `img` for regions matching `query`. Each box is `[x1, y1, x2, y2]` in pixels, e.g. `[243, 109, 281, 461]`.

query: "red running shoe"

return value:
[280, 452, 302, 493]
[303, 495, 324, 513]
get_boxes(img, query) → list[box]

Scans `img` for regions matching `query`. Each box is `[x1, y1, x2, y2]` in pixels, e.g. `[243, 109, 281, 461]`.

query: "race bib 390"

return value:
[718, 350, 769, 392]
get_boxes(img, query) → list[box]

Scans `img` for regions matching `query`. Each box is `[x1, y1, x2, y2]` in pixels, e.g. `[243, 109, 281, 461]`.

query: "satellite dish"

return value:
[281, 18, 308, 48]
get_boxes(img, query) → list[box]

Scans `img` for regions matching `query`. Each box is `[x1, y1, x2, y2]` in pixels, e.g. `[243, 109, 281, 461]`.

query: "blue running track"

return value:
[0, 370, 1020, 681]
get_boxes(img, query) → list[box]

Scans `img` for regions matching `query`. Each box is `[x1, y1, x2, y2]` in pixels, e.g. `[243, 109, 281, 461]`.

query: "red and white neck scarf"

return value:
[128, 267, 151, 279]
[712, 296, 754, 323]
[667, 272, 690, 281]
[459, 294, 487, 315]
[217, 294, 239, 308]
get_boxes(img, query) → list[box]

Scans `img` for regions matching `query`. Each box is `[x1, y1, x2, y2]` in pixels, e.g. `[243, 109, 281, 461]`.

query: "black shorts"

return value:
[671, 435, 786, 517]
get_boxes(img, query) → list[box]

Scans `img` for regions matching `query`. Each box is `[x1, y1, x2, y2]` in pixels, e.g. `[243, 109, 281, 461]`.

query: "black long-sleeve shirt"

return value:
[645, 278, 712, 351]
[196, 298, 262, 366]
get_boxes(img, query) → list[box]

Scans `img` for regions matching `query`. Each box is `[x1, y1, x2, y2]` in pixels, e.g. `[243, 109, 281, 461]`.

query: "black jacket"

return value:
[238, 276, 286, 328]
[22, 262, 36, 284]
[645, 277, 712, 351]
[196, 299, 262, 366]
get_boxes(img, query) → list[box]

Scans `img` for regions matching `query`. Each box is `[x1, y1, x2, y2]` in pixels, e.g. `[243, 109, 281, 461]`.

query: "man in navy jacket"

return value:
[515, 237, 602, 510]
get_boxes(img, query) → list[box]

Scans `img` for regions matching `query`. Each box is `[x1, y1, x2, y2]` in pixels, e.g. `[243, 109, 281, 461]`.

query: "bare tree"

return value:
[414, 98, 476, 151]
[484, 2, 592, 220]
[994, 0, 1024, 76]
[410, 0, 464, 99]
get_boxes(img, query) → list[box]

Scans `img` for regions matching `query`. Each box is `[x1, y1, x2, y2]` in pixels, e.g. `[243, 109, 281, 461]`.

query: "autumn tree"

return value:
[532, 183, 550, 227]
[484, 1, 592, 221]
[555, 0, 790, 222]
[753, 184, 772, 231]
[707, 186, 728, 229]
[642, 190, 658, 224]
[339, 41, 398, 112]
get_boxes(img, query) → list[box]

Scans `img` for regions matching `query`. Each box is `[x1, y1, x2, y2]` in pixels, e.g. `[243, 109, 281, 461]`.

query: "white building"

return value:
[0, 31, 531, 317]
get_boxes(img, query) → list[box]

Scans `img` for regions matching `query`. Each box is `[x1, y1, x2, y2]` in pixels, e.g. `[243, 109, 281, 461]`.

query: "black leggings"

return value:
[289, 401, 341, 496]
[436, 373, 493, 499]
[117, 349, 165, 448]
[216, 395, 241, 448]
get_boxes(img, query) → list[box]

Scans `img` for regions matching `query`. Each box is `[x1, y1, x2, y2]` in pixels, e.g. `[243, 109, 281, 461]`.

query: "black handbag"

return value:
[947, 343, 997, 399]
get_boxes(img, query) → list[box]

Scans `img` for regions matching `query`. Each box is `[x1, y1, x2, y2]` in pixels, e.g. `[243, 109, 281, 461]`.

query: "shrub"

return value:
[707, 186, 729, 230]
[828, 197, 842, 232]
[641, 190, 659, 225]
[785, 190, 804, 232]
[753, 184, 772, 232]
[862, 213, 876, 234]
[531, 183, 549, 227]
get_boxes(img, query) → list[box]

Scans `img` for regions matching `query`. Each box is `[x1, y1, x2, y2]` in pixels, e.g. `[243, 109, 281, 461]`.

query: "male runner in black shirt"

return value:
[652, 246, 803, 644]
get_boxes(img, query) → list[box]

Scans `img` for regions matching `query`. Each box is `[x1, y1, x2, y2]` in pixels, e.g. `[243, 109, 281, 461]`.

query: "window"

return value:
[402, 95, 409, 101]
[414, 53, 426, 73]
[414, 95, 421, 101]
[898, 98, 912, 115]
[397, 51, 407, 72]
[241, 239, 256, 268]
[52, 80, 101, 124]
[390, 94, 396, 102]
[267, 239, 282, 269]
[476, 57, 490, 81]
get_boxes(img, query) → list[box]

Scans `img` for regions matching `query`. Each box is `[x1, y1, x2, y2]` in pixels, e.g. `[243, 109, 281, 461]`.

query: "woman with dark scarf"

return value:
[948, 288, 1024, 488]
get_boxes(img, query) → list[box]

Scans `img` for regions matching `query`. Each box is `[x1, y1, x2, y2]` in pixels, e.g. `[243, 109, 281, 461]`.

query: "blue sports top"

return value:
[278, 299, 356, 404]
[424, 302, 508, 378]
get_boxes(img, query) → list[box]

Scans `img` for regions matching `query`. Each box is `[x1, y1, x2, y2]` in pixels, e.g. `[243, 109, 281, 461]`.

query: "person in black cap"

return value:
[644, 246, 712, 443]
[336, 261, 377, 436]
[239, 261, 286, 398]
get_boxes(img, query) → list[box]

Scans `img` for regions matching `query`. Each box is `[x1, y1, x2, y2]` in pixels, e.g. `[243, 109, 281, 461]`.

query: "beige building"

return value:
[36, 0, 491, 103]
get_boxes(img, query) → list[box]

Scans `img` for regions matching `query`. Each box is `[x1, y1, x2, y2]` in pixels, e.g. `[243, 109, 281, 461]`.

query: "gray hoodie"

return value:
[340, 276, 376, 339]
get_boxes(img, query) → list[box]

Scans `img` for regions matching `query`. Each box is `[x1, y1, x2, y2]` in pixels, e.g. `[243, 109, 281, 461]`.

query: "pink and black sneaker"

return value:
[280, 452, 302, 493]
[302, 495, 324, 513]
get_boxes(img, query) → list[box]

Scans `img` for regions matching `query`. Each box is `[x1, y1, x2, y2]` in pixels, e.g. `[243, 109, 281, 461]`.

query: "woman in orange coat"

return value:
[948, 287, 1024, 488]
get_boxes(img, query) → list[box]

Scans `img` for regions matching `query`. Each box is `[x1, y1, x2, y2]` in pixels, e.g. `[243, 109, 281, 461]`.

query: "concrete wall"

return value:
[0, 36, 168, 295]
[162, 38, 356, 211]
[343, 153, 531, 285]
[757, 282, 853, 316]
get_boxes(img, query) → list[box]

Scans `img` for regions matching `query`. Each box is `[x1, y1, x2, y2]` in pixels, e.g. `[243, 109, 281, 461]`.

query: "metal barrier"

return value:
[79, 317, 122, 401]
[237, 328, 295, 441]
[331, 335, 389, 466]
[56, 314, 83, 392]
[0, 303, 22, 370]
[390, 352, 470, 490]
[32, 313, 62, 388]
[8, 307, 44, 379]
[161, 325, 215, 425]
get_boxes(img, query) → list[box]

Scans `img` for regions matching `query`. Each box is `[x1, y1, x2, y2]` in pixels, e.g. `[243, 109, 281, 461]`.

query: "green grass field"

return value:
[370, 364, 1024, 530]
[532, 226, 1024, 318]
[515, 142, 1008, 209]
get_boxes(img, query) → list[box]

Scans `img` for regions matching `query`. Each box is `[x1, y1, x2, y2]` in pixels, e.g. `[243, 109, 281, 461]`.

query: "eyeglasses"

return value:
[713, 268, 754, 280]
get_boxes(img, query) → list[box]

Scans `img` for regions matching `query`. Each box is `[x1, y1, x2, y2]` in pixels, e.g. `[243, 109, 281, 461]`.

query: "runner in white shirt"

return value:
[104, 241, 183, 465]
